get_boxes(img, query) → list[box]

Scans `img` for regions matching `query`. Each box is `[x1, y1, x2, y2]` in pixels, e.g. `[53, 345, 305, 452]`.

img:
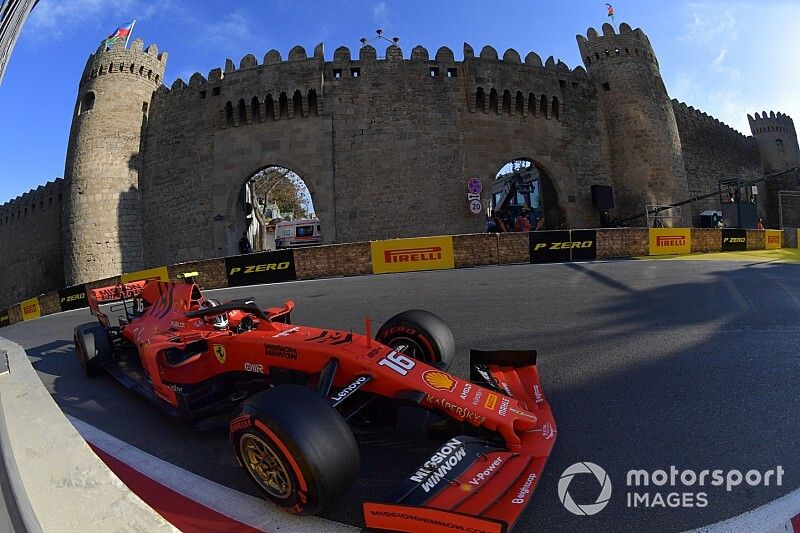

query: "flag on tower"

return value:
[102, 21, 136, 49]
[605, 3, 615, 24]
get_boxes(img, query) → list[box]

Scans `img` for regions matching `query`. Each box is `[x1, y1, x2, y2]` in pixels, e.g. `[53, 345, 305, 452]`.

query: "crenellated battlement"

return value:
[158, 41, 585, 96]
[81, 37, 167, 87]
[748, 111, 796, 135]
[576, 22, 657, 69]
[0, 178, 63, 228]
[672, 99, 751, 140]
[154, 41, 590, 130]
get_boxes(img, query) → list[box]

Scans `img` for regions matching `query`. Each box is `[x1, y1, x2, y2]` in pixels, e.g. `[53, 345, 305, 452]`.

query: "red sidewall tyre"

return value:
[229, 385, 359, 515]
[376, 310, 455, 369]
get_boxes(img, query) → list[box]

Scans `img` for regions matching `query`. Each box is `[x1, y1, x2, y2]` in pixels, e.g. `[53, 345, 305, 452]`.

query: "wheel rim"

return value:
[387, 336, 428, 361]
[239, 433, 293, 499]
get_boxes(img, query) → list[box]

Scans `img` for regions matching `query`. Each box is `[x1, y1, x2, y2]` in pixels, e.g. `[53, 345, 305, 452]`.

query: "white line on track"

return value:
[67, 415, 357, 533]
[687, 487, 800, 533]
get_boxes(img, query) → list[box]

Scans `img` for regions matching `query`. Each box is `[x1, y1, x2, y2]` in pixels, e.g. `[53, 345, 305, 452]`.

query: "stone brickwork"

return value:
[63, 38, 166, 285]
[749, 113, 800, 228]
[673, 101, 763, 224]
[1, 22, 799, 304]
[691, 228, 722, 253]
[497, 233, 529, 264]
[294, 242, 372, 279]
[167, 259, 228, 290]
[578, 23, 689, 222]
[0, 179, 64, 308]
[454, 233, 499, 268]
[596, 228, 648, 258]
[746, 230, 765, 250]
[7, 305, 21, 323]
[37, 291, 61, 316]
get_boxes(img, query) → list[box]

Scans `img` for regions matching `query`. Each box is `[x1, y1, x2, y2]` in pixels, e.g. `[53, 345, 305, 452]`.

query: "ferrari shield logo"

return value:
[213, 344, 226, 364]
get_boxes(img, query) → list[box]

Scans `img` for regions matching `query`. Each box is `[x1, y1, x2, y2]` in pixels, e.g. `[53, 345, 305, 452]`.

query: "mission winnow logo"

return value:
[410, 438, 467, 493]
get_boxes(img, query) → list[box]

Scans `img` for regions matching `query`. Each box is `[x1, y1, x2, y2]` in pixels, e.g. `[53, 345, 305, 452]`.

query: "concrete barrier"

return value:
[0, 337, 176, 532]
[746, 229, 765, 250]
[596, 228, 648, 258]
[454, 233, 500, 268]
[497, 232, 529, 264]
[691, 228, 722, 253]
[295, 242, 372, 280]
[167, 258, 229, 290]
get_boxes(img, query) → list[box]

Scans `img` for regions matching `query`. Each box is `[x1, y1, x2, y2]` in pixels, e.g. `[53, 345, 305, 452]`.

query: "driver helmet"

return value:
[200, 299, 229, 330]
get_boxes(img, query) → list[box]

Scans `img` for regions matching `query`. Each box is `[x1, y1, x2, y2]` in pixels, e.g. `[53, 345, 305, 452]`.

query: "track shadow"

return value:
[518, 262, 800, 532]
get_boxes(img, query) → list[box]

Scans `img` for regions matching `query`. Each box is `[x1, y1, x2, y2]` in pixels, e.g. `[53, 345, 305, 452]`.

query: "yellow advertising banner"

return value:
[20, 297, 41, 321]
[371, 236, 455, 274]
[765, 229, 782, 250]
[120, 266, 169, 284]
[649, 228, 691, 256]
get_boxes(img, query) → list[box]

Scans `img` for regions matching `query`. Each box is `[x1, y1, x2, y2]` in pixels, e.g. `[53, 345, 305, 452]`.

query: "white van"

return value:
[275, 219, 322, 248]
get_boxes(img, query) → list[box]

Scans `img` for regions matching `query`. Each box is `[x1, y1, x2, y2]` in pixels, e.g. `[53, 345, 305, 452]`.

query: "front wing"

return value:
[363, 350, 557, 533]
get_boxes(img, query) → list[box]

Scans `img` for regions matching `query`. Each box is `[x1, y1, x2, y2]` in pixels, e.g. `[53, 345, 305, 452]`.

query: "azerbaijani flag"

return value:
[102, 20, 136, 49]
[605, 3, 615, 23]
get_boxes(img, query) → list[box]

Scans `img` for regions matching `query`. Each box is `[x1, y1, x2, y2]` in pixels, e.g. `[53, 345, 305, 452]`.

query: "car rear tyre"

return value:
[376, 310, 455, 369]
[73, 323, 111, 377]
[229, 384, 359, 515]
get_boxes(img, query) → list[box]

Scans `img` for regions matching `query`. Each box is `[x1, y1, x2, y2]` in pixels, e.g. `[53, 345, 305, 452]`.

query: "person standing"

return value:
[239, 231, 253, 254]
[514, 208, 532, 232]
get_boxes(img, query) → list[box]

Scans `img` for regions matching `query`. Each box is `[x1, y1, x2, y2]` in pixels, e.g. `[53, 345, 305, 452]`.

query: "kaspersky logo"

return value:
[384, 247, 442, 263]
[423, 370, 456, 392]
[656, 235, 685, 246]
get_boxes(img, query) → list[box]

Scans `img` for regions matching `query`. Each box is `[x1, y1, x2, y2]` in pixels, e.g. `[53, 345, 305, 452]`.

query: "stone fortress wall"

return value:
[0, 21, 798, 308]
[0, 179, 64, 307]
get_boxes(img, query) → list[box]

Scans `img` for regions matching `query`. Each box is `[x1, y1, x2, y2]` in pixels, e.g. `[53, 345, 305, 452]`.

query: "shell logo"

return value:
[423, 370, 456, 392]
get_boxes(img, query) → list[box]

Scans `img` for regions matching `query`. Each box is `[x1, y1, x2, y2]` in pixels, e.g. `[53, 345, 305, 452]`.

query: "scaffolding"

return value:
[645, 204, 684, 228]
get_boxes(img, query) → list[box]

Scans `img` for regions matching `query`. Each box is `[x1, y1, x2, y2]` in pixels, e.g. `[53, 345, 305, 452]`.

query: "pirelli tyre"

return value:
[229, 384, 359, 515]
[376, 309, 455, 369]
[73, 323, 111, 377]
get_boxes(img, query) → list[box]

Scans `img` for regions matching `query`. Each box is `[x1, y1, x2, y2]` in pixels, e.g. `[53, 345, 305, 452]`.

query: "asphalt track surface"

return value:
[3, 259, 800, 532]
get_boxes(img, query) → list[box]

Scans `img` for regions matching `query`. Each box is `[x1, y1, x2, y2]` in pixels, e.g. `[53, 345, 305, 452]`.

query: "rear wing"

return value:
[87, 281, 148, 328]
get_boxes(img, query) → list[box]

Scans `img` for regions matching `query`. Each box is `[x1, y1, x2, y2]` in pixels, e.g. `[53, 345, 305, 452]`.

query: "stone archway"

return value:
[220, 163, 320, 256]
[490, 158, 566, 231]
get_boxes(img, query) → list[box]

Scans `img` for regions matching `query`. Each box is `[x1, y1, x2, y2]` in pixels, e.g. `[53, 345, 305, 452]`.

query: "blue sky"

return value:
[1, 0, 798, 204]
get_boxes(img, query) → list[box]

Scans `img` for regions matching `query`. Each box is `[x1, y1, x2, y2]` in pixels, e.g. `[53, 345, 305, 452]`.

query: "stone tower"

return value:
[63, 38, 166, 285]
[577, 23, 689, 224]
[748, 111, 800, 226]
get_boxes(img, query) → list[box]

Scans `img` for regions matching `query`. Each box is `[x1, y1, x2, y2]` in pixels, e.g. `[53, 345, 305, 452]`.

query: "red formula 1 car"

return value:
[73, 274, 556, 533]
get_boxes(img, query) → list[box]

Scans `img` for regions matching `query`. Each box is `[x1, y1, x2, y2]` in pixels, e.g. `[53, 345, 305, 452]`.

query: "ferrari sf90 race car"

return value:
[73, 275, 556, 533]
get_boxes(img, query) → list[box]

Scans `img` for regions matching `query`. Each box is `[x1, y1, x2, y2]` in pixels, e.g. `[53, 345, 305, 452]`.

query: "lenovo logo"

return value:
[656, 235, 685, 246]
[384, 247, 443, 263]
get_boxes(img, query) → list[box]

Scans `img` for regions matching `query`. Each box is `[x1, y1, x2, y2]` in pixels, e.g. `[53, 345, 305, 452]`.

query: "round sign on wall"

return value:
[469, 198, 482, 214]
[468, 177, 483, 195]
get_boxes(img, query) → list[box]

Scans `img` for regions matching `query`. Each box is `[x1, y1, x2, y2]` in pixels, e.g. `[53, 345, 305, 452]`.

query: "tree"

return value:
[250, 167, 310, 219]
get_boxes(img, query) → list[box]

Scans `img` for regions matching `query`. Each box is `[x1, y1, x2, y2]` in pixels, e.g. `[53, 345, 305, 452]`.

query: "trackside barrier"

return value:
[0, 338, 176, 532]
[0, 228, 790, 327]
